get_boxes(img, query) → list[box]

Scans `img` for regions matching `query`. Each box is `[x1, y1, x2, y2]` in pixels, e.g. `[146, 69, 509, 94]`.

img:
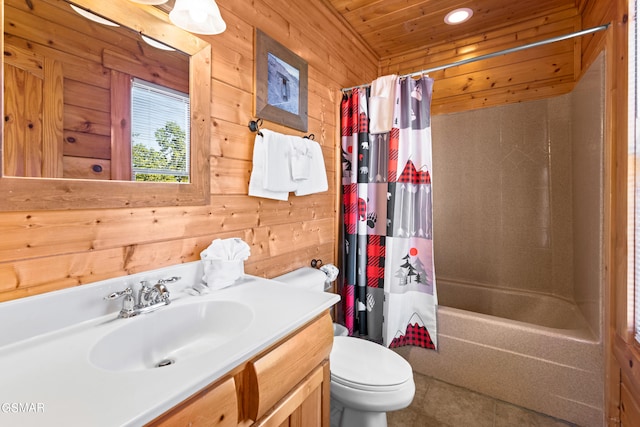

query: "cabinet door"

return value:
[253, 361, 329, 427]
[147, 376, 238, 427]
[246, 313, 333, 421]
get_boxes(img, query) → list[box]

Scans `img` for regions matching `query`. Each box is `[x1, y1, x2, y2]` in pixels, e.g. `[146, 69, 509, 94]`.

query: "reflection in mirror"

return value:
[0, 0, 211, 210]
[4, 0, 190, 182]
[131, 79, 190, 182]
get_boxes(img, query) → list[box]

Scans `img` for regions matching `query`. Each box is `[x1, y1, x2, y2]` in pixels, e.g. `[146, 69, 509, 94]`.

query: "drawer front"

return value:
[148, 376, 238, 427]
[246, 311, 333, 421]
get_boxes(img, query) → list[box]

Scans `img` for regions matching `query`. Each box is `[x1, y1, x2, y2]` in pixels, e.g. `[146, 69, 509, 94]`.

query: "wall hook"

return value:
[248, 118, 263, 136]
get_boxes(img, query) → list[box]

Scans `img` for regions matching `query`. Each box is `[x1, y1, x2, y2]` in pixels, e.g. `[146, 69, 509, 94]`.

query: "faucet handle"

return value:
[154, 283, 171, 302]
[104, 287, 133, 300]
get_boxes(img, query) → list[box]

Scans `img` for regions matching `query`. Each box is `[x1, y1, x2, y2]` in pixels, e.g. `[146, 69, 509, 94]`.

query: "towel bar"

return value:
[248, 119, 315, 140]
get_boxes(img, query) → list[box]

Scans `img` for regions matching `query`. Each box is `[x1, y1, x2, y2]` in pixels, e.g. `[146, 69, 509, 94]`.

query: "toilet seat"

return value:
[330, 336, 413, 392]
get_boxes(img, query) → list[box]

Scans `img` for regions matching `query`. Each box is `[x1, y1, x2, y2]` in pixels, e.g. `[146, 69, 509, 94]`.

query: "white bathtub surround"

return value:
[425, 53, 605, 426]
[0, 261, 339, 426]
[398, 279, 602, 427]
[431, 53, 605, 338]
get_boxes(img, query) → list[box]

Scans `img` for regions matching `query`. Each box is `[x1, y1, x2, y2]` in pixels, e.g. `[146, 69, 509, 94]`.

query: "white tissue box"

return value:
[202, 259, 244, 289]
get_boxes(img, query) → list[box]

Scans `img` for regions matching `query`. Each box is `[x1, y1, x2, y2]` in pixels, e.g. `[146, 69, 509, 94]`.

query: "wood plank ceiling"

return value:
[324, 0, 581, 59]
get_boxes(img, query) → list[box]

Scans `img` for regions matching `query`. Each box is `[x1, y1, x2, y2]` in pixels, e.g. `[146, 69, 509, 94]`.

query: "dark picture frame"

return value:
[255, 29, 308, 132]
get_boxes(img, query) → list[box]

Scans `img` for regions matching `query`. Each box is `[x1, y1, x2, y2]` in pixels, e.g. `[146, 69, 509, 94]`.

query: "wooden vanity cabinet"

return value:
[147, 311, 333, 427]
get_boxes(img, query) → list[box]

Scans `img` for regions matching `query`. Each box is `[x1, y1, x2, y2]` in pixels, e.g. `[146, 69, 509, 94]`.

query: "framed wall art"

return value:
[254, 29, 308, 132]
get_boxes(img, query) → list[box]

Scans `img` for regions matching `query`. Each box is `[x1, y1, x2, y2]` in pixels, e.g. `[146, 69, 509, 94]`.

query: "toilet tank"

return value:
[272, 267, 327, 292]
[273, 267, 348, 337]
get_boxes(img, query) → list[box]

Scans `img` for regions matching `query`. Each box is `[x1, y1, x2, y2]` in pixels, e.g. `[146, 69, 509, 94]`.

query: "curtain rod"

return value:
[341, 23, 610, 92]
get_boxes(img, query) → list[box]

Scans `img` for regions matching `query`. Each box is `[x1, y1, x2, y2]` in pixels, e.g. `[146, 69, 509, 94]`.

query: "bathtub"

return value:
[396, 279, 604, 427]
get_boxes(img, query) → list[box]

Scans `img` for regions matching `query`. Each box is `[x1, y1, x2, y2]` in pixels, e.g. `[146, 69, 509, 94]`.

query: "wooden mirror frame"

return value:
[0, 0, 211, 210]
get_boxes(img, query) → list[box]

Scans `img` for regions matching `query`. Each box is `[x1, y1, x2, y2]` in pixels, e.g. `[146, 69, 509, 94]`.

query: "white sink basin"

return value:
[89, 300, 253, 372]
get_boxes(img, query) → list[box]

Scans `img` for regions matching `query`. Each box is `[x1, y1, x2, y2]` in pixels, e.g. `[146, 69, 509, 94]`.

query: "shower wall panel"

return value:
[432, 53, 604, 330]
[432, 97, 573, 298]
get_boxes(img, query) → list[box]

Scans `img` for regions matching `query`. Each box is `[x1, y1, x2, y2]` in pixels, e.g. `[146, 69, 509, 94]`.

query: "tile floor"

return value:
[387, 372, 577, 427]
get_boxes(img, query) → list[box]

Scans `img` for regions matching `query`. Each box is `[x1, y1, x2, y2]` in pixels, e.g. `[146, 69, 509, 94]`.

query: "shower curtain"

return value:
[340, 76, 438, 349]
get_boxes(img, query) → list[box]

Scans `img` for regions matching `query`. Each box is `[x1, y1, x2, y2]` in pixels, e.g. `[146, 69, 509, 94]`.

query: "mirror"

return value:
[1, 0, 211, 210]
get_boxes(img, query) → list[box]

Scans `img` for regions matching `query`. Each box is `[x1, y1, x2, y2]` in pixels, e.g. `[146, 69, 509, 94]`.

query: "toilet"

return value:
[273, 267, 415, 427]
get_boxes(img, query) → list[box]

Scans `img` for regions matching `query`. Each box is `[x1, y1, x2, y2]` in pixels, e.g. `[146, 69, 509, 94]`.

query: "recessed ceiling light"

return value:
[444, 8, 473, 25]
[69, 4, 120, 27]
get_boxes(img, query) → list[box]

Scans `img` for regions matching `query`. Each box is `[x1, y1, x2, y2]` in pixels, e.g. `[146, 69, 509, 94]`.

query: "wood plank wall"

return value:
[581, 0, 639, 425]
[0, 0, 377, 302]
[379, 5, 582, 115]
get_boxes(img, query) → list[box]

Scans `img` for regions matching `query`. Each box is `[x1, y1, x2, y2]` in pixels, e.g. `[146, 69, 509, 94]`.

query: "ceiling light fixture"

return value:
[444, 8, 473, 25]
[169, 0, 227, 35]
[69, 4, 120, 27]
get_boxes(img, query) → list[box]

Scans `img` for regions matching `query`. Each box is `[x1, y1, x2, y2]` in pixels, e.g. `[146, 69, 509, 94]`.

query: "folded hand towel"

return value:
[200, 238, 251, 261]
[369, 74, 398, 134]
[263, 129, 297, 192]
[248, 132, 289, 201]
[290, 137, 312, 181]
[295, 140, 328, 196]
[200, 238, 251, 291]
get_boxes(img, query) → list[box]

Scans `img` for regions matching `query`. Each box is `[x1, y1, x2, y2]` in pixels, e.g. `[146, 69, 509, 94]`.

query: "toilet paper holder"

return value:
[310, 259, 339, 285]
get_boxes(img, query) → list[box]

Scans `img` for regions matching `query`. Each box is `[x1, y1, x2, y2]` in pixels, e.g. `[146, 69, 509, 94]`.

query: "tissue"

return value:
[200, 238, 251, 291]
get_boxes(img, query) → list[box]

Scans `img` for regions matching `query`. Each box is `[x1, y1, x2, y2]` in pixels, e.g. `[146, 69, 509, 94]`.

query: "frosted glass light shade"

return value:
[129, 0, 168, 4]
[169, 0, 227, 35]
[70, 4, 119, 27]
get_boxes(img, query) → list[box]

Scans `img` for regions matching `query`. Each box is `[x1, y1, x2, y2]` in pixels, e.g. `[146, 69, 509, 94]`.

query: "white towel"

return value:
[263, 129, 297, 192]
[248, 133, 289, 201]
[290, 137, 312, 180]
[200, 238, 250, 291]
[295, 140, 328, 196]
[369, 74, 397, 134]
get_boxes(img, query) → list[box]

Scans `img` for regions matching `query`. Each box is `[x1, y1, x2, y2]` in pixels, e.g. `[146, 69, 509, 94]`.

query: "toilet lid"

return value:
[330, 336, 413, 390]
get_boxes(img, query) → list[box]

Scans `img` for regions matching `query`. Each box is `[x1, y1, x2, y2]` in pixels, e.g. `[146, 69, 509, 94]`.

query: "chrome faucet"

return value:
[104, 277, 179, 318]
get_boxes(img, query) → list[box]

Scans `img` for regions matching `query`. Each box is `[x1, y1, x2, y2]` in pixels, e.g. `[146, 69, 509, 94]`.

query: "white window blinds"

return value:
[131, 78, 190, 182]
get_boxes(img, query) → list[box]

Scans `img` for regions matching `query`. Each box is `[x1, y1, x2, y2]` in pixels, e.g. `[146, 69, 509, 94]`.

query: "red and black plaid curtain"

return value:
[339, 77, 439, 349]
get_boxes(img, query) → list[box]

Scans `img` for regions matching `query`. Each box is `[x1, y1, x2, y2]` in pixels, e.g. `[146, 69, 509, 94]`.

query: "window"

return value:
[131, 79, 190, 182]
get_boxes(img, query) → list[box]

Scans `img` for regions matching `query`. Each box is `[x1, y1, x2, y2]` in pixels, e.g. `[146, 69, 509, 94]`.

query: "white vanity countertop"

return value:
[0, 264, 339, 427]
